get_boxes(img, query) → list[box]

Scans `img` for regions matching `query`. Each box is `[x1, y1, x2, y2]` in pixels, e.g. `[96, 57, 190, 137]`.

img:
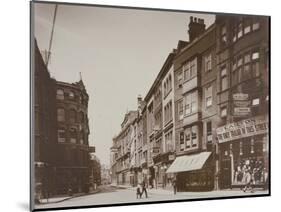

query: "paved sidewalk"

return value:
[111, 184, 268, 197]
[38, 189, 101, 204]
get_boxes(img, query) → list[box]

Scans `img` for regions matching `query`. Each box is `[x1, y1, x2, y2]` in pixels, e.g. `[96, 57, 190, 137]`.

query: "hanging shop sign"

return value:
[216, 115, 268, 143]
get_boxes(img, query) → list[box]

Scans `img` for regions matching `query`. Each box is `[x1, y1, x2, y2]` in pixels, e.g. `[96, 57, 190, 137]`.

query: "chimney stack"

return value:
[188, 16, 206, 42]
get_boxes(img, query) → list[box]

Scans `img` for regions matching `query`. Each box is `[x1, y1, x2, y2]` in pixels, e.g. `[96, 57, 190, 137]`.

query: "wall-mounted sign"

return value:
[232, 93, 251, 116]
[216, 115, 268, 143]
[233, 107, 251, 116]
[233, 93, 249, 101]
[168, 154, 176, 161]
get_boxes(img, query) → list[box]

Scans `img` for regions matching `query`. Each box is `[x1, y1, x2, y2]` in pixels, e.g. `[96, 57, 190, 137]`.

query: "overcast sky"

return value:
[34, 2, 215, 166]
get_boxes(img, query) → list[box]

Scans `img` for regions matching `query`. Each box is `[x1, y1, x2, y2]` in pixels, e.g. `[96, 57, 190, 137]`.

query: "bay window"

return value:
[184, 90, 198, 116]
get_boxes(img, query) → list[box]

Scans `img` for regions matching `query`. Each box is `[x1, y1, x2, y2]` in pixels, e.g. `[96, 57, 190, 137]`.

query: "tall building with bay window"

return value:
[215, 15, 269, 190]
[109, 14, 269, 192]
[168, 16, 217, 191]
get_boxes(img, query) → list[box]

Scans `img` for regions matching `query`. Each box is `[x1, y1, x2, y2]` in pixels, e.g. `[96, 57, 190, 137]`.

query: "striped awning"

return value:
[166, 152, 212, 173]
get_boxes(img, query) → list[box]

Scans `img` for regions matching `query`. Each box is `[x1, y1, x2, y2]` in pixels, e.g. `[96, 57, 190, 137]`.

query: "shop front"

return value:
[153, 152, 175, 189]
[217, 115, 269, 189]
[166, 151, 214, 191]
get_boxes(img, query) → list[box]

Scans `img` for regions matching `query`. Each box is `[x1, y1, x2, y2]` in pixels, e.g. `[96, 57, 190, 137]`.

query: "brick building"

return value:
[54, 79, 91, 194]
[34, 40, 57, 200]
[33, 39, 93, 198]
[110, 14, 269, 192]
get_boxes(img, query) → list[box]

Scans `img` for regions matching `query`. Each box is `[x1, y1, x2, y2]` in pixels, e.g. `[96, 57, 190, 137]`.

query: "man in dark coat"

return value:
[141, 180, 148, 198]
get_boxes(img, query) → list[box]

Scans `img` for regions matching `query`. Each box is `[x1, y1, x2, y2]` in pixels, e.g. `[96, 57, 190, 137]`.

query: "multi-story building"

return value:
[34, 40, 57, 200]
[111, 110, 138, 185]
[215, 15, 269, 190]
[109, 14, 269, 192]
[153, 52, 176, 189]
[34, 39, 94, 198]
[168, 17, 217, 191]
[54, 79, 91, 194]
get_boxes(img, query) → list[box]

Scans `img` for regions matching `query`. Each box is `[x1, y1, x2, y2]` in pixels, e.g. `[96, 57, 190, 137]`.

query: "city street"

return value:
[35, 185, 269, 210]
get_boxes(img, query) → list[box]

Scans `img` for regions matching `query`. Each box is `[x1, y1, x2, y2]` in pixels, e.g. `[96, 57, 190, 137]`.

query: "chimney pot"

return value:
[190, 16, 193, 22]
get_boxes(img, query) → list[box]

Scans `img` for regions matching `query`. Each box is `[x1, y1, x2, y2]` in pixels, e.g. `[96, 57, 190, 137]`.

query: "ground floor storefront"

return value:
[166, 151, 214, 191]
[54, 167, 90, 195]
[153, 152, 176, 190]
[216, 115, 269, 190]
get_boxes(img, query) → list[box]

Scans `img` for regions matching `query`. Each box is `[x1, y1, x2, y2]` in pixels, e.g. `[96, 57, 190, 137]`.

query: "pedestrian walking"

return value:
[243, 169, 254, 193]
[141, 180, 148, 198]
[136, 184, 142, 199]
[172, 178, 177, 195]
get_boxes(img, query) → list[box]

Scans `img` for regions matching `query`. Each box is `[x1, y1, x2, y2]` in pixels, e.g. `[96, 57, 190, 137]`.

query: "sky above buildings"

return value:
[34, 2, 215, 166]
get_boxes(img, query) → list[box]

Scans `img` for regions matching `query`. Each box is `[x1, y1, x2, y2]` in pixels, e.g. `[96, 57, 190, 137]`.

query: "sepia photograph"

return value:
[31, 1, 270, 211]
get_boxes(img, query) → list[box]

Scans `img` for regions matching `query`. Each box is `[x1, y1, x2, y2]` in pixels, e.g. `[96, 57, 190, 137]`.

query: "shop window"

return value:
[56, 89, 64, 100]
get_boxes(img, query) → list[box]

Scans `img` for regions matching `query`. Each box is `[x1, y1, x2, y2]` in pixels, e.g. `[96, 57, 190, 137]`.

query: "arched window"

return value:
[57, 108, 65, 122]
[69, 109, 76, 123]
[56, 89, 64, 100]
[70, 128, 77, 143]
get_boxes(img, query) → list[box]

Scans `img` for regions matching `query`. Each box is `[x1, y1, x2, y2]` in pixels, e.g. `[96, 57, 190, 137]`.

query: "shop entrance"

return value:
[220, 159, 231, 189]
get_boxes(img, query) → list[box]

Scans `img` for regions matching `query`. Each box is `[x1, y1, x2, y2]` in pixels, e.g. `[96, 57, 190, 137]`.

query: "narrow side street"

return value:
[35, 185, 269, 209]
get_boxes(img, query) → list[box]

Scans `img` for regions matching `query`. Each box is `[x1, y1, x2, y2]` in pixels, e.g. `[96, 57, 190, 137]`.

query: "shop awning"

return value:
[166, 152, 212, 173]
